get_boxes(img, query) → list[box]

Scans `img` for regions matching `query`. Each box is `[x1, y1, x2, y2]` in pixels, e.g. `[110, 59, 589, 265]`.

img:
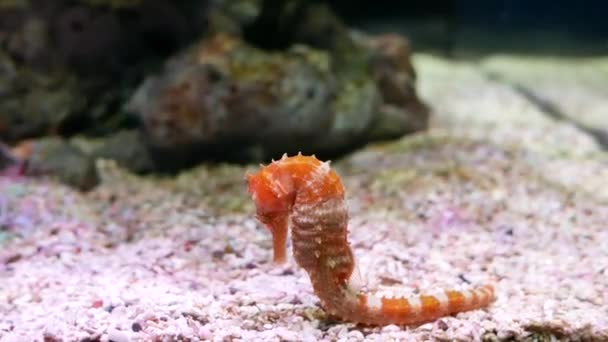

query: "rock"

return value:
[360, 33, 418, 105]
[128, 33, 336, 163]
[0, 143, 16, 170]
[368, 103, 429, 141]
[355, 32, 430, 140]
[1, 0, 429, 176]
[92, 130, 155, 174]
[0, 0, 210, 142]
[0, 67, 87, 143]
[128, 32, 428, 164]
[1, 0, 206, 76]
[24, 137, 99, 190]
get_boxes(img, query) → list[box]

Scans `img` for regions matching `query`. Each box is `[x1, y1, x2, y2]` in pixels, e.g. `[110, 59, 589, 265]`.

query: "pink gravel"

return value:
[1, 138, 607, 341]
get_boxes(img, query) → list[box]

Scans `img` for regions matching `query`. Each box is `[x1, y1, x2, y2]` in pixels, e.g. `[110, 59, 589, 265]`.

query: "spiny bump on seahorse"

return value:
[246, 153, 495, 325]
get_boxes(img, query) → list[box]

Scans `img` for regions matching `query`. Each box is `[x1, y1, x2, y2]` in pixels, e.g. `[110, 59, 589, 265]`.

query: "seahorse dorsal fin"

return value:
[348, 263, 366, 292]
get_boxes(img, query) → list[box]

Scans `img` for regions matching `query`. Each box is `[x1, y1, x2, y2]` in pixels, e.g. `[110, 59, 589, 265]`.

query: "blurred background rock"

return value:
[0, 0, 605, 189]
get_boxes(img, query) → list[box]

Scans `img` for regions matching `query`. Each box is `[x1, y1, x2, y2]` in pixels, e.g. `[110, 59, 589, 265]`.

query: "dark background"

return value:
[330, 0, 608, 57]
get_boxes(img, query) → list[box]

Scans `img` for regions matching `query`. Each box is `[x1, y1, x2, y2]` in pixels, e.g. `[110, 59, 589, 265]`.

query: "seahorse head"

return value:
[247, 161, 296, 218]
[246, 160, 296, 263]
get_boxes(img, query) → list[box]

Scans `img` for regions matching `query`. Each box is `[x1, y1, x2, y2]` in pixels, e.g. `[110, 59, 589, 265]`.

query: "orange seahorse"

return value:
[246, 153, 494, 325]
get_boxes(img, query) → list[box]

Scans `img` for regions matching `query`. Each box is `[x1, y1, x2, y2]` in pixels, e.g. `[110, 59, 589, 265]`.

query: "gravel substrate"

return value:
[1, 137, 607, 341]
[1, 54, 607, 341]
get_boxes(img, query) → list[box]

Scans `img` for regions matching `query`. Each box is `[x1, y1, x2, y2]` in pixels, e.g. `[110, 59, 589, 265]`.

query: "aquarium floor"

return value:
[1, 54, 607, 341]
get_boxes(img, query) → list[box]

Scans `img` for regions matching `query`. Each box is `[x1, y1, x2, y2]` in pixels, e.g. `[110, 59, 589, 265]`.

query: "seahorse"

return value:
[246, 153, 494, 325]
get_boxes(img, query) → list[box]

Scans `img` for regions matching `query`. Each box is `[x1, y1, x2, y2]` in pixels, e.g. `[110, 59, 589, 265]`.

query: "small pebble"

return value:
[131, 322, 142, 332]
[107, 328, 129, 342]
[436, 319, 449, 331]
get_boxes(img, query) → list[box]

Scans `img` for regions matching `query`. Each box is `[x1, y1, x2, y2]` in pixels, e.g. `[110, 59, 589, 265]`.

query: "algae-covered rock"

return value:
[0, 0, 210, 142]
[128, 33, 334, 163]
[129, 33, 335, 149]
[0, 60, 87, 142]
[92, 130, 155, 173]
[129, 31, 428, 163]
[0, 142, 16, 170]
[0, 0, 429, 179]
[356, 32, 429, 139]
[24, 137, 98, 190]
